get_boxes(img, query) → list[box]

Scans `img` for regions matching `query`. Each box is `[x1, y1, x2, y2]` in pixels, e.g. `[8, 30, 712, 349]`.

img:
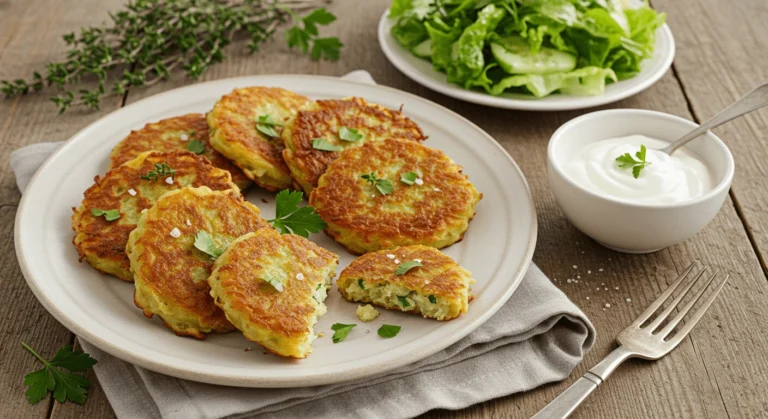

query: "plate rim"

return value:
[378, 11, 676, 111]
[14, 74, 537, 387]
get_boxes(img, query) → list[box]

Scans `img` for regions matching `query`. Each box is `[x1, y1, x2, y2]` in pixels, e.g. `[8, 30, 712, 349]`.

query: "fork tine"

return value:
[631, 261, 699, 327]
[646, 268, 707, 332]
[660, 272, 728, 341]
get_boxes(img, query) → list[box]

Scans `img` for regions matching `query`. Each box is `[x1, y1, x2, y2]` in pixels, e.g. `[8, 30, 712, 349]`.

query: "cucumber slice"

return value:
[490, 36, 577, 75]
[412, 39, 432, 58]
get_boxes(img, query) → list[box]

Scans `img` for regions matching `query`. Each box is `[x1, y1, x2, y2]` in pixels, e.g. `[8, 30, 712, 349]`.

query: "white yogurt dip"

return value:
[565, 134, 714, 204]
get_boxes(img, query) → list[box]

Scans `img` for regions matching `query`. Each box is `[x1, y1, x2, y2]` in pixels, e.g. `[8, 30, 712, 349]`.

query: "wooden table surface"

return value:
[2, 0, 767, 418]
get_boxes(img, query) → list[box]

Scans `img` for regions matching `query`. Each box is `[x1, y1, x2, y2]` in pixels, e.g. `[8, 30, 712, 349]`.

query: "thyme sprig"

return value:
[0, 0, 340, 114]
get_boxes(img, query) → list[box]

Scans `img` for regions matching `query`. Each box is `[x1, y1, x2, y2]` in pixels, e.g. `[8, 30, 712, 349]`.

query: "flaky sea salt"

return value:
[165, 176, 173, 185]
[386, 254, 395, 259]
[180, 134, 189, 141]
[296, 273, 305, 281]
[415, 178, 424, 185]
[169, 228, 181, 238]
[394, 259, 400, 264]
[128, 188, 137, 196]
[605, 303, 611, 308]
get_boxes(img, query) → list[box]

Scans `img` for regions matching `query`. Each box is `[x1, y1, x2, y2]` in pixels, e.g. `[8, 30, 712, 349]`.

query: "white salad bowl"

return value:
[548, 109, 735, 253]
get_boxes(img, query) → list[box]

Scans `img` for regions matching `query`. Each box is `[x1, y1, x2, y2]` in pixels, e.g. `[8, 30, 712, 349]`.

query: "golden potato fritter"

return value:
[109, 113, 251, 190]
[72, 151, 238, 282]
[310, 138, 482, 254]
[127, 186, 270, 339]
[207, 86, 311, 191]
[281, 97, 427, 194]
[337, 245, 474, 321]
[208, 230, 338, 358]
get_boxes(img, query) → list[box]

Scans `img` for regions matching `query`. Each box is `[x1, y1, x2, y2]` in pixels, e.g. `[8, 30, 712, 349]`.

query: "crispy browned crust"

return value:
[72, 151, 238, 282]
[338, 245, 470, 301]
[309, 138, 482, 253]
[210, 231, 338, 344]
[208, 87, 311, 190]
[109, 113, 250, 190]
[129, 187, 270, 338]
[282, 97, 427, 193]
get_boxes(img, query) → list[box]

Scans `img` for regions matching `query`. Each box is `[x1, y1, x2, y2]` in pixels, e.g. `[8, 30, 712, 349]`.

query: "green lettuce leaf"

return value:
[471, 66, 617, 97]
[446, 4, 506, 84]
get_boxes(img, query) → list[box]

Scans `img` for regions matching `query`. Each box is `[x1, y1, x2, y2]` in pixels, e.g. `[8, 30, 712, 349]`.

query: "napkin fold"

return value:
[11, 70, 595, 419]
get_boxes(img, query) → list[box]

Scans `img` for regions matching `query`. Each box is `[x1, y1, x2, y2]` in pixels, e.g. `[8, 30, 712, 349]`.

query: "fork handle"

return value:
[532, 347, 633, 419]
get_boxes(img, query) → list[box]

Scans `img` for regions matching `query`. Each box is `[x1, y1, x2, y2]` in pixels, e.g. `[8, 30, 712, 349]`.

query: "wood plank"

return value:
[0, 0, 126, 207]
[0, 205, 72, 418]
[652, 0, 768, 268]
[0, 1, 128, 418]
[649, 1, 768, 418]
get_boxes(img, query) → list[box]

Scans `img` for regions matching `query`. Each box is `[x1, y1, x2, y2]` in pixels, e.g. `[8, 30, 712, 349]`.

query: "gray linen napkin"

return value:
[11, 70, 595, 419]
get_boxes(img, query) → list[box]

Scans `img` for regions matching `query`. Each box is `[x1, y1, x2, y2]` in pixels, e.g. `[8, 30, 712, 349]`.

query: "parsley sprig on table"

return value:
[21, 342, 97, 405]
[615, 144, 652, 179]
[0, 0, 341, 114]
[268, 190, 327, 237]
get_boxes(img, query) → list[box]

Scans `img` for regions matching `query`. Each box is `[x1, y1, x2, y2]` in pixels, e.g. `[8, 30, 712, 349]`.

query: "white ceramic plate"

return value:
[379, 12, 675, 111]
[15, 75, 536, 387]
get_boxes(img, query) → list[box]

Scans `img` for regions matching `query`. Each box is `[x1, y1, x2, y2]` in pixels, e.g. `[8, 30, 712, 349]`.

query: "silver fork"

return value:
[532, 261, 729, 419]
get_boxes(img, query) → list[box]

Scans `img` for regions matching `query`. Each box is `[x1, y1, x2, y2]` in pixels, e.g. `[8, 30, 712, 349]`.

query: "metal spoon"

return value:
[660, 82, 768, 155]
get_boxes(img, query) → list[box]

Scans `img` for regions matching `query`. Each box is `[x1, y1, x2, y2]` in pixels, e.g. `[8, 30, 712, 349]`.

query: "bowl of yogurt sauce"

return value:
[548, 109, 734, 253]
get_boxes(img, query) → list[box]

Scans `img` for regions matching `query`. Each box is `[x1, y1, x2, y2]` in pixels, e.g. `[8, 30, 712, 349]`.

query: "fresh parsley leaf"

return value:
[189, 130, 196, 136]
[311, 37, 343, 61]
[396, 260, 422, 275]
[302, 8, 337, 35]
[361, 173, 394, 195]
[286, 8, 341, 61]
[357, 279, 365, 290]
[140, 162, 175, 182]
[377, 324, 401, 338]
[615, 144, 652, 179]
[21, 342, 97, 405]
[331, 323, 356, 343]
[187, 139, 205, 154]
[428, 295, 437, 304]
[397, 295, 411, 307]
[286, 26, 311, 52]
[400, 171, 418, 185]
[268, 190, 327, 237]
[312, 138, 343, 152]
[256, 114, 282, 138]
[91, 208, 120, 221]
[194, 231, 223, 260]
[339, 126, 363, 142]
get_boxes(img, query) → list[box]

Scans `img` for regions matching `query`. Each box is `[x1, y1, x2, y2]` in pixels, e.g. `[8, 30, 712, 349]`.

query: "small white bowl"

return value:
[548, 109, 735, 253]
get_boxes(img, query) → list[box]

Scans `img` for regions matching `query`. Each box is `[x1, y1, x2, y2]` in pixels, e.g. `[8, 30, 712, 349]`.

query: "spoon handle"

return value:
[662, 82, 768, 155]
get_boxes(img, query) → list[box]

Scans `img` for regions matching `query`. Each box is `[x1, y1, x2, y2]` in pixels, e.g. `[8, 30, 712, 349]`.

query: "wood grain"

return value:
[1, 0, 766, 418]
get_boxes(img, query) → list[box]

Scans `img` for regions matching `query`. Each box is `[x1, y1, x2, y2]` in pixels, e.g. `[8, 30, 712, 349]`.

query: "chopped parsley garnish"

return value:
[395, 260, 422, 275]
[21, 342, 97, 405]
[377, 324, 401, 338]
[187, 139, 205, 154]
[331, 323, 356, 343]
[397, 295, 411, 307]
[268, 190, 327, 237]
[400, 171, 418, 185]
[140, 162, 175, 182]
[312, 138, 343, 152]
[357, 279, 365, 290]
[428, 295, 437, 304]
[361, 173, 394, 195]
[615, 144, 652, 179]
[255, 114, 282, 138]
[338, 126, 363, 142]
[194, 230, 223, 260]
[91, 208, 120, 221]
